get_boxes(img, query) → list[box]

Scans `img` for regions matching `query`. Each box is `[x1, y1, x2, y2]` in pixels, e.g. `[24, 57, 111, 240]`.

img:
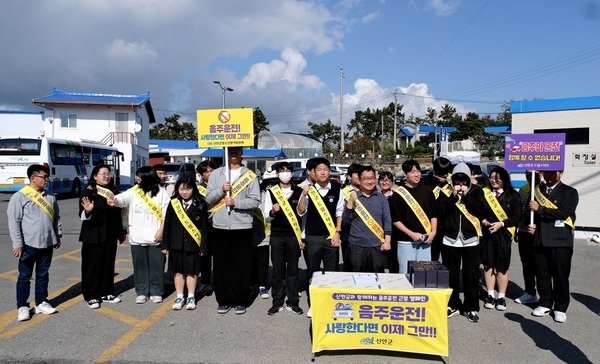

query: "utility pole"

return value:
[433, 108, 438, 161]
[340, 68, 344, 152]
[393, 89, 398, 153]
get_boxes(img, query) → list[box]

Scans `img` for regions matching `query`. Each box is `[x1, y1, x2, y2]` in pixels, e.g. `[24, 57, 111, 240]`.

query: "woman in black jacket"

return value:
[161, 175, 209, 311]
[79, 164, 125, 309]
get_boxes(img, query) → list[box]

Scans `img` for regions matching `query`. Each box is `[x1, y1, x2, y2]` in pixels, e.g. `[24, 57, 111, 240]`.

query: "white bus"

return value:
[0, 136, 123, 195]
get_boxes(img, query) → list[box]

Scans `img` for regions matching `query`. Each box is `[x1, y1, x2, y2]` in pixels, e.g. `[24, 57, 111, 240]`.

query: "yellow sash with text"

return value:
[196, 184, 207, 197]
[210, 170, 256, 216]
[352, 198, 385, 243]
[20, 186, 55, 221]
[456, 199, 482, 237]
[433, 184, 452, 199]
[132, 185, 163, 220]
[342, 185, 354, 200]
[534, 185, 575, 229]
[393, 186, 432, 233]
[270, 185, 302, 246]
[171, 199, 201, 247]
[307, 186, 337, 239]
[94, 185, 115, 200]
[483, 187, 516, 240]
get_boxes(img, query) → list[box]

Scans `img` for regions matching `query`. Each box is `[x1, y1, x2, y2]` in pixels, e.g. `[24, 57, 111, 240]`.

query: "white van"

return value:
[262, 158, 308, 179]
[330, 164, 349, 183]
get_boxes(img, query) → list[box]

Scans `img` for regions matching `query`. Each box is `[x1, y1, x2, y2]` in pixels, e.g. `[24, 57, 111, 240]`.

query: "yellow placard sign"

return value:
[310, 285, 451, 356]
[197, 108, 254, 147]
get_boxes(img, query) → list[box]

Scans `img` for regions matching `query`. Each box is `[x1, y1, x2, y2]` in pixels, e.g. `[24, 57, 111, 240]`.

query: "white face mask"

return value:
[278, 171, 292, 183]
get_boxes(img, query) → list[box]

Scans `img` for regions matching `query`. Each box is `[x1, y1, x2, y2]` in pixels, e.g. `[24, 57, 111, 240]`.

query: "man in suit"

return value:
[528, 170, 578, 323]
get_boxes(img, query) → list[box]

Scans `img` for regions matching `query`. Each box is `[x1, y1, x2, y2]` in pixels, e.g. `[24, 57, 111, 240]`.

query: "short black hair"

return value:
[27, 164, 49, 179]
[402, 159, 420, 173]
[433, 157, 452, 175]
[312, 157, 330, 170]
[359, 165, 376, 178]
[152, 163, 166, 172]
[277, 161, 293, 172]
[378, 171, 394, 181]
[347, 163, 363, 177]
[306, 158, 317, 171]
[196, 160, 215, 174]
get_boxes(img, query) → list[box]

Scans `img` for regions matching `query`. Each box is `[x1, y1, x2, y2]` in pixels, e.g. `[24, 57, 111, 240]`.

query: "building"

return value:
[511, 96, 599, 230]
[31, 88, 155, 186]
[0, 110, 46, 136]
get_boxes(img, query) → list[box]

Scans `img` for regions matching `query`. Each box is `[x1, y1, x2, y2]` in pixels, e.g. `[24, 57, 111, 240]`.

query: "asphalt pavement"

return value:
[0, 194, 598, 364]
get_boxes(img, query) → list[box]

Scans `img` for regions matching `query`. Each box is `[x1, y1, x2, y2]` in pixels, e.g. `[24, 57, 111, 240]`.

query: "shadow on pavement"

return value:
[504, 312, 593, 364]
[571, 292, 600, 316]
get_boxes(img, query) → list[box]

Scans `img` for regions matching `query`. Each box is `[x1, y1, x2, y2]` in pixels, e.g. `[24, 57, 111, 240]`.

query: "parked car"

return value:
[262, 158, 309, 179]
[330, 164, 349, 184]
[394, 168, 432, 185]
[162, 162, 196, 184]
[260, 168, 342, 191]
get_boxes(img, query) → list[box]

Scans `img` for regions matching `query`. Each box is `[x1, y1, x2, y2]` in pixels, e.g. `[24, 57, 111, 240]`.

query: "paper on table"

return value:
[352, 274, 379, 286]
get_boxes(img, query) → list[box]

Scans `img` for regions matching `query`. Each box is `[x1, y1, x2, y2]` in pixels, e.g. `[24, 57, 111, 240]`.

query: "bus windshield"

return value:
[0, 138, 41, 155]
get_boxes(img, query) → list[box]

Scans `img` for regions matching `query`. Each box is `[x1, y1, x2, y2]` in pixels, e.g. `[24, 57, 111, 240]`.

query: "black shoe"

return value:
[495, 297, 507, 311]
[286, 304, 304, 315]
[197, 283, 213, 297]
[268, 305, 283, 316]
[447, 307, 460, 318]
[484, 295, 496, 309]
[464, 311, 479, 323]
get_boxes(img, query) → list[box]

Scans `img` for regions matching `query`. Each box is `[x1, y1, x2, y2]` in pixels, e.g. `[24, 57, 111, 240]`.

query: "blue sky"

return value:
[1, 0, 599, 134]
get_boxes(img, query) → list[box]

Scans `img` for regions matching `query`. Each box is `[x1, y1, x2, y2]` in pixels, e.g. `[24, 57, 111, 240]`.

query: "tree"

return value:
[345, 102, 401, 155]
[149, 114, 197, 140]
[253, 107, 270, 148]
[308, 119, 340, 153]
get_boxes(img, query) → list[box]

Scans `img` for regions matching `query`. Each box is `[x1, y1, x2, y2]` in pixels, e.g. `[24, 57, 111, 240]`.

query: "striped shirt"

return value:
[342, 189, 392, 248]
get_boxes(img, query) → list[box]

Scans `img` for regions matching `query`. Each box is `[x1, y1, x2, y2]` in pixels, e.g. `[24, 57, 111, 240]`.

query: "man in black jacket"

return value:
[528, 170, 578, 323]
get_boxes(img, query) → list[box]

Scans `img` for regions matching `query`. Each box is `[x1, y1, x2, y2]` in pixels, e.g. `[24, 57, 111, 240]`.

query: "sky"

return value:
[1, 0, 599, 135]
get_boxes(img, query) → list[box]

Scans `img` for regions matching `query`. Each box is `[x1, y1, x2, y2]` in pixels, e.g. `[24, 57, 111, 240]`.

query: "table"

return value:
[310, 272, 451, 359]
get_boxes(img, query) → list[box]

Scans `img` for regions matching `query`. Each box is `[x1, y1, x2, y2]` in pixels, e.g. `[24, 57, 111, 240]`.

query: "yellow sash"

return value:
[269, 185, 302, 246]
[95, 185, 115, 199]
[483, 187, 516, 240]
[534, 185, 575, 229]
[307, 186, 337, 239]
[456, 199, 482, 237]
[393, 186, 432, 233]
[253, 207, 271, 236]
[132, 185, 163, 220]
[433, 184, 452, 199]
[20, 186, 55, 221]
[197, 184, 207, 197]
[352, 197, 385, 243]
[210, 170, 257, 216]
[342, 185, 353, 200]
[521, 183, 531, 198]
[171, 199, 201, 247]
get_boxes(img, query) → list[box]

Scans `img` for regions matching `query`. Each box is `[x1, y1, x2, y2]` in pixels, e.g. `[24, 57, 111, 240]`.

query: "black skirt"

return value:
[168, 250, 201, 275]
[480, 230, 512, 271]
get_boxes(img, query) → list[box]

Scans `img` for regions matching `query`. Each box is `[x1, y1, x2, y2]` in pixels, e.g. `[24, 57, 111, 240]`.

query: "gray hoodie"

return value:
[205, 166, 261, 230]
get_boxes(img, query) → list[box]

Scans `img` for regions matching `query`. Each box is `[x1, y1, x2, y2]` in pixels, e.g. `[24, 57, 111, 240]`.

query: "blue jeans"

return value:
[16, 245, 54, 308]
[397, 241, 431, 274]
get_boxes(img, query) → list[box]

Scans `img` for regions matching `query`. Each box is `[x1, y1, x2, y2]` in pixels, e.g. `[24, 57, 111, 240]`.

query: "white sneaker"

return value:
[17, 307, 30, 322]
[101, 295, 121, 303]
[87, 299, 101, 309]
[34, 301, 56, 315]
[259, 287, 270, 299]
[135, 295, 148, 304]
[172, 297, 184, 310]
[532, 306, 551, 317]
[150, 295, 163, 303]
[185, 297, 196, 310]
[306, 307, 312, 318]
[553, 311, 567, 323]
[515, 293, 538, 304]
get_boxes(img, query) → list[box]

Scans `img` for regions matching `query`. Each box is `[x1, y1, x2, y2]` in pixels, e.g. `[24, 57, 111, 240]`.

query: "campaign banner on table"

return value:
[310, 286, 451, 356]
[504, 133, 566, 171]
[197, 108, 254, 147]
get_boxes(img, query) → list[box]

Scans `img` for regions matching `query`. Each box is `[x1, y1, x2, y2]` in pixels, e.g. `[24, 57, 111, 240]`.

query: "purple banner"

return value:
[504, 133, 566, 171]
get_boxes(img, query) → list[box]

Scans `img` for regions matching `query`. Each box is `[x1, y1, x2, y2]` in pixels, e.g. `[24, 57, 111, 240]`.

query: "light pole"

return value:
[213, 80, 233, 109]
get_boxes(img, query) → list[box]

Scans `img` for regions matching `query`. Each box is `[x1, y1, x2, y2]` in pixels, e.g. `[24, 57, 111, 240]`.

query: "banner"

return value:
[197, 108, 254, 147]
[504, 133, 566, 171]
[310, 272, 451, 357]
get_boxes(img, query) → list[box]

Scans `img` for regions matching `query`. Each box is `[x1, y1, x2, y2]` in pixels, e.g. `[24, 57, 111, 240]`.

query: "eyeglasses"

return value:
[33, 174, 50, 180]
[361, 177, 376, 181]
[490, 176, 502, 182]
[379, 179, 392, 183]
[97, 173, 112, 178]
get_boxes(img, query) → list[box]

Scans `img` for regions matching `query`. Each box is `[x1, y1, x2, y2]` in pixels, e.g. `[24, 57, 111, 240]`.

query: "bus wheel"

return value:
[72, 179, 81, 197]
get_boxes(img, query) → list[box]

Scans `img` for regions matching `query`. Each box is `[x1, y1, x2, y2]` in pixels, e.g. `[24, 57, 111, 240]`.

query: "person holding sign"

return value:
[8, 164, 62, 322]
[205, 147, 261, 315]
[263, 162, 304, 315]
[528, 170, 578, 323]
[342, 165, 392, 273]
[161, 175, 209, 310]
[107, 166, 170, 304]
[195, 160, 215, 297]
[78, 164, 125, 309]
[389, 159, 437, 274]
[439, 162, 486, 323]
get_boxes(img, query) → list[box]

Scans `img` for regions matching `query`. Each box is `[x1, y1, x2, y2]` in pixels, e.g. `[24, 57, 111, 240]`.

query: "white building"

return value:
[31, 88, 155, 186]
[0, 110, 46, 136]
[511, 96, 599, 230]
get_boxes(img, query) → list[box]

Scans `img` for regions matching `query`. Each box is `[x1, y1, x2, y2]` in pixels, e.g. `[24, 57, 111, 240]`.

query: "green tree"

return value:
[150, 114, 197, 140]
[308, 119, 340, 153]
[346, 102, 402, 155]
[253, 107, 270, 148]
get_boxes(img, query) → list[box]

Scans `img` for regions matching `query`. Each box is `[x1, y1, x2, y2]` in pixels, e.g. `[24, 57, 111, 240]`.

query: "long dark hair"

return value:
[137, 166, 160, 197]
[488, 166, 516, 196]
[172, 175, 206, 209]
[87, 163, 117, 193]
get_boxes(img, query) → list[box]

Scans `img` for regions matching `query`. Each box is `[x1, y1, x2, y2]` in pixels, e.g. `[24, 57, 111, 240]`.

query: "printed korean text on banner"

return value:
[504, 133, 566, 171]
[197, 108, 254, 148]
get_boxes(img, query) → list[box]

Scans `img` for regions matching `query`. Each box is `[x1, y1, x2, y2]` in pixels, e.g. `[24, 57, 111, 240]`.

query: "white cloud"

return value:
[362, 11, 380, 23]
[427, 0, 460, 16]
[106, 39, 158, 60]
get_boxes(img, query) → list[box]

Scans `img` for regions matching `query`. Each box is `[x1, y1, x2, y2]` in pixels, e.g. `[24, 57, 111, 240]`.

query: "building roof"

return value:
[200, 148, 286, 159]
[484, 126, 511, 135]
[418, 125, 457, 133]
[150, 139, 199, 151]
[32, 88, 156, 123]
[511, 95, 600, 113]
[0, 110, 45, 115]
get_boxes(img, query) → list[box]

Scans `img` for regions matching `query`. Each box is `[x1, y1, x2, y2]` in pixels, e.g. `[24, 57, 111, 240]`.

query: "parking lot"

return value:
[0, 194, 599, 363]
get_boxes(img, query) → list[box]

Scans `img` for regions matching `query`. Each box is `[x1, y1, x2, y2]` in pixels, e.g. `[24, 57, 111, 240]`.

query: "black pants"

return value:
[534, 245, 573, 312]
[430, 232, 444, 262]
[252, 245, 270, 287]
[212, 228, 253, 307]
[199, 225, 214, 285]
[81, 242, 118, 301]
[347, 244, 384, 273]
[517, 230, 537, 296]
[444, 244, 480, 312]
[270, 235, 301, 307]
[305, 234, 339, 305]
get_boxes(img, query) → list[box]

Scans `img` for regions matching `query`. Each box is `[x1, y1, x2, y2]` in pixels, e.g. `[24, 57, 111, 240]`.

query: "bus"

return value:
[0, 136, 123, 195]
